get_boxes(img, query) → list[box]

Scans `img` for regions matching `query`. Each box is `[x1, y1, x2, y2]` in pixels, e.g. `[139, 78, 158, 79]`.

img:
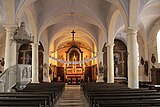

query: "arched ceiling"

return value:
[139, 0, 160, 36]
[28, 0, 116, 51]
[0, 0, 159, 51]
[51, 29, 95, 50]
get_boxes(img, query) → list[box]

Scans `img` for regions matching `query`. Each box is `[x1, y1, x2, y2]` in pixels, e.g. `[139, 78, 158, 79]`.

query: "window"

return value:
[157, 30, 160, 63]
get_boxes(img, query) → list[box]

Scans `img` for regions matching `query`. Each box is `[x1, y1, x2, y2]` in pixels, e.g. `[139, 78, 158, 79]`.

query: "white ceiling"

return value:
[0, 0, 159, 50]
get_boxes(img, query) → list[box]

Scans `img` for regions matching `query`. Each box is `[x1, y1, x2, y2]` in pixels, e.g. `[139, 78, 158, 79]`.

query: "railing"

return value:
[0, 64, 31, 92]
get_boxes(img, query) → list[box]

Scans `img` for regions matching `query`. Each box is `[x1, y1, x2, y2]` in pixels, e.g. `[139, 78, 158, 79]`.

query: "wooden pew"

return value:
[0, 82, 65, 107]
[23, 82, 65, 96]
[18, 82, 65, 102]
[94, 96, 160, 107]
[0, 97, 48, 107]
[84, 86, 156, 101]
[81, 82, 160, 107]
[89, 91, 160, 105]
[97, 99, 160, 107]
[0, 92, 54, 106]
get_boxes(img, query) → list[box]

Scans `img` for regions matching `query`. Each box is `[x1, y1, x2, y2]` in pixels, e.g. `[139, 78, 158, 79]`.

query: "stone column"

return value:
[4, 25, 17, 70]
[31, 42, 39, 83]
[97, 51, 104, 82]
[107, 44, 114, 83]
[127, 28, 139, 88]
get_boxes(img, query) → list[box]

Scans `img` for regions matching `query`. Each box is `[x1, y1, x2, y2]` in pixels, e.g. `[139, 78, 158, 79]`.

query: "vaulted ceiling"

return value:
[0, 0, 159, 52]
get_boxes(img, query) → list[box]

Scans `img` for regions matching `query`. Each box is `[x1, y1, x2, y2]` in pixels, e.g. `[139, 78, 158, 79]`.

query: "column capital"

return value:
[31, 42, 39, 46]
[127, 27, 138, 35]
[4, 24, 17, 32]
[106, 43, 115, 48]
[98, 51, 103, 54]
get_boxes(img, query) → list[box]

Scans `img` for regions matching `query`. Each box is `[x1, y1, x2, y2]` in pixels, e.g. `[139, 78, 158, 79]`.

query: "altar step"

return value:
[54, 84, 89, 107]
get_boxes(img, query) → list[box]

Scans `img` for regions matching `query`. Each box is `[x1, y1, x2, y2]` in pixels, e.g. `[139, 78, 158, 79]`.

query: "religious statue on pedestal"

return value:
[43, 63, 51, 82]
[99, 62, 104, 76]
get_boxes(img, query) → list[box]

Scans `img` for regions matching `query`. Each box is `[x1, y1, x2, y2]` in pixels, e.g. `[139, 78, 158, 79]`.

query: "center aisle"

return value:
[54, 84, 89, 107]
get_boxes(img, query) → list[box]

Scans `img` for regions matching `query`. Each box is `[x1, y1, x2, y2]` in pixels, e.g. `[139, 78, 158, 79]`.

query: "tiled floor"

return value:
[54, 84, 89, 107]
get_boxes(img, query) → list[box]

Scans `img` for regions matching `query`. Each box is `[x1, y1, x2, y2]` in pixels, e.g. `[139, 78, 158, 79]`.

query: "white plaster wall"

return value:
[148, 19, 160, 81]
[138, 33, 149, 81]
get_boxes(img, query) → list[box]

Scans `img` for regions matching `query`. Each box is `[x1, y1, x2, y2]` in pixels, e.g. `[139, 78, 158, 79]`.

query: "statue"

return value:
[73, 53, 76, 72]
[103, 64, 107, 82]
[140, 57, 144, 65]
[26, 53, 31, 64]
[22, 67, 28, 79]
[0, 57, 4, 66]
[43, 63, 51, 82]
[84, 55, 88, 66]
[114, 55, 120, 64]
[144, 61, 148, 76]
[49, 64, 52, 75]
[140, 57, 148, 76]
[151, 54, 156, 65]
[99, 62, 104, 76]
[115, 67, 119, 77]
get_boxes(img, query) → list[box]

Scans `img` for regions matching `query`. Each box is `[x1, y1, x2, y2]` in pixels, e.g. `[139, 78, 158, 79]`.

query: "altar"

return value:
[66, 66, 83, 84]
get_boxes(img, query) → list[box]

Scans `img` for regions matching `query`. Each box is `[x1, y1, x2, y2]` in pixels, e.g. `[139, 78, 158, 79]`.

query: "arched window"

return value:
[157, 30, 160, 63]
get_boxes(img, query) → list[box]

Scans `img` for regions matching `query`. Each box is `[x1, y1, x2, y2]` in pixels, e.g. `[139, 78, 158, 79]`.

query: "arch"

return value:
[143, 0, 160, 9]
[112, 0, 128, 29]
[16, 0, 127, 35]
[108, 10, 120, 44]
[66, 46, 83, 67]
[16, 0, 37, 20]
[49, 26, 97, 47]
[15, 0, 130, 47]
[18, 44, 32, 64]
[68, 47, 82, 61]
[24, 9, 37, 42]
[114, 39, 127, 78]
[39, 42, 44, 52]
[18, 42, 44, 65]
[66, 46, 83, 54]
[38, 13, 107, 41]
[115, 25, 127, 46]
[49, 29, 98, 57]
[55, 38, 93, 52]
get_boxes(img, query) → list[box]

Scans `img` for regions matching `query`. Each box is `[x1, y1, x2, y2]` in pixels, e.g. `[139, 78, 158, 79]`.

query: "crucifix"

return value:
[71, 30, 75, 41]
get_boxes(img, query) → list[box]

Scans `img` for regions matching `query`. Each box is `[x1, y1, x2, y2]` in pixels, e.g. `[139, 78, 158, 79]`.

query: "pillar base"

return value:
[96, 75, 104, 82]
[31, 80, 39, 83]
